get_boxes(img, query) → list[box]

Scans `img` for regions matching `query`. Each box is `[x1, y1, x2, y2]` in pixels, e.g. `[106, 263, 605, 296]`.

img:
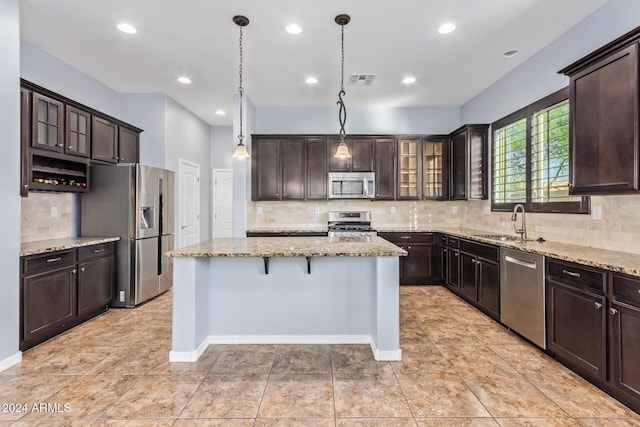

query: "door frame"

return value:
[212, 168, 233, 238]
[178, 158, 200, 247]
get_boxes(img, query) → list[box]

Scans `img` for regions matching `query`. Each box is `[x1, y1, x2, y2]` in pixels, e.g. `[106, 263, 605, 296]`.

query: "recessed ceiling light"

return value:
[438, 22, 456, 34]
[215, 110, 226, 116]
[403, 76, 416, 85]
[177, 76, 192, 84]
[305, 76, 318, 84]
[116, 23, 137, 34]
[286, 23, 302, 35]
[504, 49, 519, 58]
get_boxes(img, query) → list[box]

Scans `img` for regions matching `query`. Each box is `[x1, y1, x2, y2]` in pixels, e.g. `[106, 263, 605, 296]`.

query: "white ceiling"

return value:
[19, 0, 610, 126]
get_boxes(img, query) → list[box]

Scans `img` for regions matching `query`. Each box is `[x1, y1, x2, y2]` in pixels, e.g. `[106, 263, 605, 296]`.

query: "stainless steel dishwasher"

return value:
[500, 248, 546, 349]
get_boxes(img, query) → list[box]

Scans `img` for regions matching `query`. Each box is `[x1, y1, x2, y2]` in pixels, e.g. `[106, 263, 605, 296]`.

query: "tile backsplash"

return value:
[248, 195, 640, 254]
[21, 193, 74, 243]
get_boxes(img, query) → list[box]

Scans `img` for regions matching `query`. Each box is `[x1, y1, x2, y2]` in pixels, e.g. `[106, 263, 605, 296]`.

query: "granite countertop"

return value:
[20, 237, 120, 257]
[379, 226, 640, 277]
[167, 236, 408, 258]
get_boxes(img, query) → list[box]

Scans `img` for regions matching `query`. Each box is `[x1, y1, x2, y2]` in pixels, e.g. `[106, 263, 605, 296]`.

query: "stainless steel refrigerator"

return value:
[81, 164, 175, 308]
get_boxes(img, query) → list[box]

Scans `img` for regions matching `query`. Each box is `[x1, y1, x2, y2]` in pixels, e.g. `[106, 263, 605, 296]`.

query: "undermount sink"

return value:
[475, 234, 526, 242]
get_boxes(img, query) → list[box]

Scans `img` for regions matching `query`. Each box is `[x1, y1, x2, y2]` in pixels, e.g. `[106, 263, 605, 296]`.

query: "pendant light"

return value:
[232, 15, 250, 159]
[334, 14, 351, 159]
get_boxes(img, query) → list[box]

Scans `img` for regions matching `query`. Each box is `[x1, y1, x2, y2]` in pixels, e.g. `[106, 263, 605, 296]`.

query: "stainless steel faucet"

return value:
[511, 204, 527, 241]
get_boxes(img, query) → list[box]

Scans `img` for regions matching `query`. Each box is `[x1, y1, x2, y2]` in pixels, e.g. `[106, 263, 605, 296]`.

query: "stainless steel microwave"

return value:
[328, 172, 375, 199]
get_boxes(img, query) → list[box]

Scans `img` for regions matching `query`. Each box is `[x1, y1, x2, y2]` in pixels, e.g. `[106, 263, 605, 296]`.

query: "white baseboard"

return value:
[170, 335, 402, 362]
[207, 334, 372, 345]
[169, 338, 209, 362]
[0, 351, 22, 372]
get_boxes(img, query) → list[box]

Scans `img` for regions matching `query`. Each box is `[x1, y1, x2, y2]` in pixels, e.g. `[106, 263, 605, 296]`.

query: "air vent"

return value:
[349, 74, 376, 86]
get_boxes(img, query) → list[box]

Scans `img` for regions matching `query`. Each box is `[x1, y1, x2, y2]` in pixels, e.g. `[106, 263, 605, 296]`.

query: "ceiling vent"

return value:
[349, 74, 376, 86]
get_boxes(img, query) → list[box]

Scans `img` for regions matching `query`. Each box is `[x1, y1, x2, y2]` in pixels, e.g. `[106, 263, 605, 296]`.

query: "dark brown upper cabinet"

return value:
[559, 28, 640, 195]
[65, 105, 91, 158]
[329, 138, 374, 172]
[118, 126, 140, 163]
[251, 137, 307, 201]
[32, 92, 64, 153]
[448, 124, 489, 200]
[374, 138, 396, 200]
[423, 137, 449, 200]
[306, 138, 328, 200]
[20, 88, 30, 196]
[397, 138, 421, 200]
[92, 116, 119, 163]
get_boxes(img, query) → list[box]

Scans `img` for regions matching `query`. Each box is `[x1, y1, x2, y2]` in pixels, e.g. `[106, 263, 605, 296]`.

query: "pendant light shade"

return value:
[334, 14, 351, 159]
[232, 15, 250, 159]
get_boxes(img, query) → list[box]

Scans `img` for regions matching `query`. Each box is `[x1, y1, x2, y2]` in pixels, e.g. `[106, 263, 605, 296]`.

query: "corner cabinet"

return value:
[20, 242, 115, 350]
[560, 27, 640, 194]
[378, 232, 439, 285]
[449, 125, 489, 200]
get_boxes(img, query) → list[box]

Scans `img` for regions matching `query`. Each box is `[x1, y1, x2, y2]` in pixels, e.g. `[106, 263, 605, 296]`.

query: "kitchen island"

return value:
[166, 236, 407, 362]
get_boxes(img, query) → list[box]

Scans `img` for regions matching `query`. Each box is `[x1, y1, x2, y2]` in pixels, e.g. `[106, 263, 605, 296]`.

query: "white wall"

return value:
[165, 97, 212, 242]
[211, 126, 233, 170]
[255, 106, 461, 135]
[120, 93, 168, 168]
[461, 0, 640, 124]
[20, 41, 121, 118]
[0, 0, 21, 368]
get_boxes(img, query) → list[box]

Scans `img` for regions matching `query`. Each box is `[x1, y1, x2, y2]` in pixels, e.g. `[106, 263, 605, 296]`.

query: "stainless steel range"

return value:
[328, 211, 377, 238]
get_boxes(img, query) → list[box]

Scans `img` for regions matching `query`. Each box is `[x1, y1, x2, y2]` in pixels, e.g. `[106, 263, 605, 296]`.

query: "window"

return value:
[492, 87, 589, 213]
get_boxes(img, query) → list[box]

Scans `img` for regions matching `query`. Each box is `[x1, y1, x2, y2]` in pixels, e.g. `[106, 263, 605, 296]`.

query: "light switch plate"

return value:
[256, 207, 263, 215]
[592, 206, 602, 220]
[452, 206, 458, 214]
[50, 206, 58, 218]
[390, 206, 396, 214]
[314, 206, 321, 214]
[483, 206, 491, 215]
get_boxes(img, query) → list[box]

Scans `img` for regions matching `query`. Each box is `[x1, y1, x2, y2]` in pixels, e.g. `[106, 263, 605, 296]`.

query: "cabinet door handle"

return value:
[454, 253, 459, 257]
[407, 246, 412, 249]
[400, 236, 412, 240]
[609, 308, 618, 315]
[72, 269, 77, 274]
[46, 257, 62, 263]
[120, 157, 124, 161]
[443, 249, 448, 253]
[562, 269, 581, 278]
[58, 143, 64, 147]
[594, 302, 602, 309]
[93, 248, 105, 253]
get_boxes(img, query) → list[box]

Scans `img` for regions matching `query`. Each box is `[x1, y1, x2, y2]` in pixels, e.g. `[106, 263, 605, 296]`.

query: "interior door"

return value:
[213, 169, 233, 238]
[179, 159, 200, 247]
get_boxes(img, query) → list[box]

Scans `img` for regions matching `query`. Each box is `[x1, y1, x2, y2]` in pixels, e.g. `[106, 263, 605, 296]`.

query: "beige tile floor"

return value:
[1, 286, 639, 426]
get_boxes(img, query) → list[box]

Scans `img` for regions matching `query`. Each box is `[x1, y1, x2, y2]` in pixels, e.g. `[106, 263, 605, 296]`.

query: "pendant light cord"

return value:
[238, 25, 244, 144]
[337, 22, 347, 142]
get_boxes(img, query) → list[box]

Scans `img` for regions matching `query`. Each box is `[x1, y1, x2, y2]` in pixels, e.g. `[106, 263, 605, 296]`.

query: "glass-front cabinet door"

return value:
[398, 139, 420, 199]
[423, 138, 448, 200]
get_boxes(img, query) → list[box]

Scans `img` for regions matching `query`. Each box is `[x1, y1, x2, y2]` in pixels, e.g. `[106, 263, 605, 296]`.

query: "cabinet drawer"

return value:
[612, 274, 640, 306]
[379, 232, 434, 244]
[547, 259, 606, 292]
[460, 239, 498, 261]
[448, 237, 460, 248]
[78, 242, 115, 261]
[23, 250, 76, 275]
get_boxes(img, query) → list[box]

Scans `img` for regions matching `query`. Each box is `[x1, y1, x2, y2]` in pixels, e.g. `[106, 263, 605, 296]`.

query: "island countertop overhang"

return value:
[166, 236, 407, 258]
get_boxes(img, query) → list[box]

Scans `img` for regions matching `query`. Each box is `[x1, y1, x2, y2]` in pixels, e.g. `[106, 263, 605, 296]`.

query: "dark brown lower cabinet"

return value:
[378, 232, 439, 285]
[545, 259, 640, 414]
[455, 238, 500, 320]
[22, 260, 76, 348]
[446, 238, 460, 290]
[21, 242, 115, 350]
[547, 279, 607, 380]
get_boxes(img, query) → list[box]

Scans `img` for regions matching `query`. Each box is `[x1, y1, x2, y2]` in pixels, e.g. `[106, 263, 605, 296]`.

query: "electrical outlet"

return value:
[314, 206, 321, 214]
[256, 207, 263, 215]
[452, 206, 458, 214]
[592, 206, 602, 220]
[390, 206, 396, 214]
[50, 206, 58, 218]
[483, 206, 490, 215]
